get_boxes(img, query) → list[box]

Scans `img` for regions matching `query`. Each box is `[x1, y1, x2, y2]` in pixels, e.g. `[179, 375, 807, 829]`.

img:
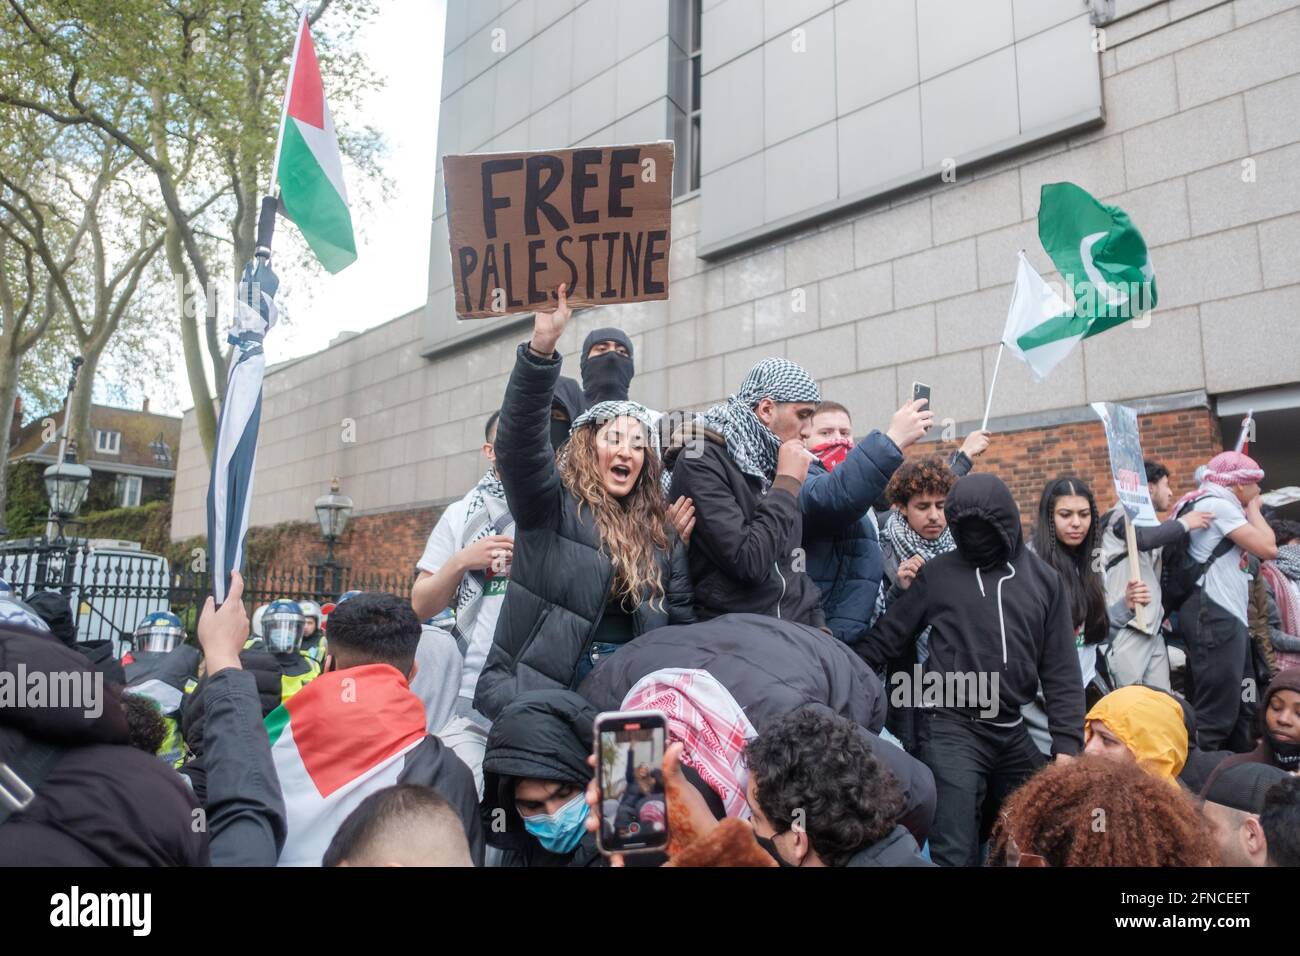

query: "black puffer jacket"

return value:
[0, 624, 208, 866]
[578, 614, 935, 844]
[481, 689, 604, 867]
[474, 344, 694, 722]
[861, 473, 1086, 756]
[665, 425, 826, 628]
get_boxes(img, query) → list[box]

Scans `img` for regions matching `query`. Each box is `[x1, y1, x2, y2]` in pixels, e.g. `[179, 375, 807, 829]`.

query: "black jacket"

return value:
[25, 589, 127, 685]
[474, 344, 694, 722]
[845, 825, 934, 867]
[481, 689, 604, 867]
[578, 614, 936, 844]
[860, 473, 1086, 756]
[180, 646, 315, 802]
[665, 425, 826, 629]
[0, 625, 209, 866]
[199, 667, 286, 866]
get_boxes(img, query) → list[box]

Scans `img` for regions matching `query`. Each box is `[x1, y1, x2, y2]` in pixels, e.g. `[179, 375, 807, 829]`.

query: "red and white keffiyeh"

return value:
[621, 668, 757, 820]
[1202, 450, 1264, 488]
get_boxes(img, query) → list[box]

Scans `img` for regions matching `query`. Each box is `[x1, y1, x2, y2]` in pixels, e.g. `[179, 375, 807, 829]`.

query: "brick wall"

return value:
[255, 504, 448, 584]
[904, 408, 1224, 527]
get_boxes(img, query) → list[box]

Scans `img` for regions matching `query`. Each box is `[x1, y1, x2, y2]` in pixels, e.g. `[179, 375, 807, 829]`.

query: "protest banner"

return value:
[1092, 402, 1158, 628]
[443, 142, 674, 319]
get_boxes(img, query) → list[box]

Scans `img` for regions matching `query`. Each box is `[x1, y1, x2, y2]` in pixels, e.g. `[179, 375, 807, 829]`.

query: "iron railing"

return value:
[0, 539, 413, 652]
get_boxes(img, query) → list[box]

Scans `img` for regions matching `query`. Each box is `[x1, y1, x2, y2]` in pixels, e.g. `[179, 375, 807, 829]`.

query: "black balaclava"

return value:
[580, 327, 635, 405]
[953, 517, 1009, 570]
[551, 375, 587, 452]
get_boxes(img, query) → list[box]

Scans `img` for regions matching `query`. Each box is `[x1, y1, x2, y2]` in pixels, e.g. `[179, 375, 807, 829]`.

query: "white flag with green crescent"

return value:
[1008, 182, 1157, 376]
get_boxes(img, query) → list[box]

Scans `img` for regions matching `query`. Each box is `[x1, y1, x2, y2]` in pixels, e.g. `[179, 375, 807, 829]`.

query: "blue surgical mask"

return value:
[522, 791, 590, 855]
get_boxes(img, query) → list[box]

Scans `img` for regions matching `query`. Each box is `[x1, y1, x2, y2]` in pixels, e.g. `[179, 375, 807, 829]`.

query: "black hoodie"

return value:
[550, 374, 587, 450]
[25, 589, 126, 685]
[480, 689, 604, 867]
[860, 473, 1085, 756]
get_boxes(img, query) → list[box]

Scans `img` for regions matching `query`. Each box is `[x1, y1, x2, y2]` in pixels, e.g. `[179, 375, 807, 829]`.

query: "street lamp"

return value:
[313, 477, 353, 595]
[43, 450, 91, 542]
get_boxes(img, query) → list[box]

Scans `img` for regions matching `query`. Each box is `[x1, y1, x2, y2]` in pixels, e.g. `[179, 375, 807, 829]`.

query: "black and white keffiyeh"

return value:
[455, 469, 510, 621]
[1276, 543, 1300, 582]
[570, 400, 659, 450]
[697, 358, 820, 489]
[882, 507, 955, 564]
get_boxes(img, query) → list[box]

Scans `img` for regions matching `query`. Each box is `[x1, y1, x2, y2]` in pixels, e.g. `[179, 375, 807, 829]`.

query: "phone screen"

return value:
[596, 712, 669, 854]
[912, 381, 931, 409]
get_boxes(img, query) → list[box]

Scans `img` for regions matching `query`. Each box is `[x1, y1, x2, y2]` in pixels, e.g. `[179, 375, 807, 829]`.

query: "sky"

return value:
[146, 0, 446, 416]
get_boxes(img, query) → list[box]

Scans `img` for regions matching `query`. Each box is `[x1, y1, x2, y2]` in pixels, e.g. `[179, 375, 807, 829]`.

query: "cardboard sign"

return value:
[1091, 402, 1158, 527]
[443, 142, 674, 319]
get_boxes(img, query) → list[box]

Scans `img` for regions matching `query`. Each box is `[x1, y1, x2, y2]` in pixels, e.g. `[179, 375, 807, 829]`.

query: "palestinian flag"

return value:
[273, 11, 357, 273]
[267, 663, 427, 866]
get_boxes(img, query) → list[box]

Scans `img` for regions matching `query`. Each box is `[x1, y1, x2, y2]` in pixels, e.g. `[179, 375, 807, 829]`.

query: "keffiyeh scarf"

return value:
[883, 506, 955, 563]
[569, 400, 659, 451]
[1262, 545, 1300, 670]
[621, 668, 758, 820]
[874, 510, 956, 662]
[453, 469, 512, 632]
[697, 358, 820, 490]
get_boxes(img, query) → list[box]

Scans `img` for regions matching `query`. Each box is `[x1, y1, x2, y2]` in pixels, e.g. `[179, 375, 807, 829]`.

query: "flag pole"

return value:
[981, 343, 1004, 432]
[267, 5, 310, 198]
[1234, 408, 1254, 453]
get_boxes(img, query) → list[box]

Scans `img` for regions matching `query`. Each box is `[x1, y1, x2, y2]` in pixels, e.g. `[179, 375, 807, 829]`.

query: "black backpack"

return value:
[1159, 497, 1236, 613]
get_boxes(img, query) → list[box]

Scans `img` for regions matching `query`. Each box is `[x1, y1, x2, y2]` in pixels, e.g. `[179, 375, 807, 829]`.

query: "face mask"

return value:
[753, 831, 794, 867]
[955, 517, 1008, 569]
[582, 352, 633, 404]
[809, 438, 852, 471]
[550, 417, 572, 452]
[1266, 731, 1300, 770]
[522, 791, 590, 855]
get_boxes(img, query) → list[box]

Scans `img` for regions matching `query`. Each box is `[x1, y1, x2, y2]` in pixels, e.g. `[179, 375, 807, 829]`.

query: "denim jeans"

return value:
[572, 641, 623, 688]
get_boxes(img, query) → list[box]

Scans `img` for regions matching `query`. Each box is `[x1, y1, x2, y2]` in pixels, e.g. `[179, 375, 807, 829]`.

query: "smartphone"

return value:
[911, 381, 931, 409]
[594, 711, 670, 855]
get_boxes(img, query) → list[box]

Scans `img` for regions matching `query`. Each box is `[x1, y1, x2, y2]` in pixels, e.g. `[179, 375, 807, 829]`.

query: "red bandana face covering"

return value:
[810, 438, 853, 471]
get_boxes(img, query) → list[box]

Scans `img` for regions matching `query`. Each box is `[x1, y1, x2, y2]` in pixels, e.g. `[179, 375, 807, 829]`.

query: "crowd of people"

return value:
[2, 283, 1300, 869]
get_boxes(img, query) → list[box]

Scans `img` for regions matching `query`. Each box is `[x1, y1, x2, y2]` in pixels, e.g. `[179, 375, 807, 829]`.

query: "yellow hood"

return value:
[1086, 686, 1188, 784]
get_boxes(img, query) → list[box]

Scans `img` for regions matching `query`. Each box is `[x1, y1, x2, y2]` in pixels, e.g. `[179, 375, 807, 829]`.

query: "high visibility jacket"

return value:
[124, 645, 201, 768]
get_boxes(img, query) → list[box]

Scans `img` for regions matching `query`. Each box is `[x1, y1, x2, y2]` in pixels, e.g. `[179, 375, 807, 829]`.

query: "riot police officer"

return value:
[122, 611, 200, 768]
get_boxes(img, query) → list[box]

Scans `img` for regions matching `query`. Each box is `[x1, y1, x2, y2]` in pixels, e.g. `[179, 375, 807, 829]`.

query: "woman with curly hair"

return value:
[473, 285, 695, 722]
[988, 756, 1218, 867]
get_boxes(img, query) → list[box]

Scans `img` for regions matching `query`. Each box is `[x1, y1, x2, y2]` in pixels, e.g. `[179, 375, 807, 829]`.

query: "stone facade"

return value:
[171, 0, 1300, 573]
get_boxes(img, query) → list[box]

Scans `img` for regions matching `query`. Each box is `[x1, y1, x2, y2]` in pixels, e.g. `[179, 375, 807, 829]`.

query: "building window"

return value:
[671, 0, 703, 197]
[115, 474, 142, 508]
[95, 429, 121, 455]
[688, 0, 701, 194]
[149, 433, 172, 465]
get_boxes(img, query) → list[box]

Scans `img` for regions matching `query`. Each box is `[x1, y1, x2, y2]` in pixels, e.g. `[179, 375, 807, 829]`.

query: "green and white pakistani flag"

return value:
[272, 10, 357, 274]
[1004, 182, 1156, 380]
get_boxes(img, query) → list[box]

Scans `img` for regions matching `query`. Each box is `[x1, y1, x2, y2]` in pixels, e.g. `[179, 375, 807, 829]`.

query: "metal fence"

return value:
[0, 540, 413, 652]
